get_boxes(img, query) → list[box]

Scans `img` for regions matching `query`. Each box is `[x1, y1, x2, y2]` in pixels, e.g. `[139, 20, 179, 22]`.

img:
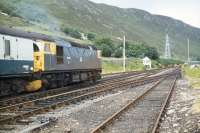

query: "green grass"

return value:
[126, 59, 145, 71]
[183, 66, 200, 78]
[183, 66, 200, 113]
[102, 60, 123, 74]
[102, 57, 182, 74]
[183, 65, 200, 88]
[0, 13, 28, 27]
[1, 0, 200, 59]
[102, 58, 146, 74]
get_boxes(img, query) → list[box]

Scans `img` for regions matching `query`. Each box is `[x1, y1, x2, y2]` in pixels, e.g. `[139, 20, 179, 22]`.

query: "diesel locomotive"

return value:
[0, 27, 101, 96]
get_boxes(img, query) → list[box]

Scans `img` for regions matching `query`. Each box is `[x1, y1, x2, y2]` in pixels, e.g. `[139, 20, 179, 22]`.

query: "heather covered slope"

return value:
[0, 0, 200, 59]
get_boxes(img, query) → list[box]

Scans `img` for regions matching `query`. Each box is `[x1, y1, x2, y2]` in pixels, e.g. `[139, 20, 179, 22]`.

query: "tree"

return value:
[63, 27, 72, 34]
[87, 33, 96, 41]
[63, 27, 82, 39]
[101, 44, 112, 57]
[70, 30, 82, 39]
[124, 41, 159, 59]
[145, 47, 159, 60]
[196, 57, 200, 61]
[94, 38, 159, 59]
[158, 59, 183, 66]
[95, 38, 114, 57]
[114, 48, 123, 58]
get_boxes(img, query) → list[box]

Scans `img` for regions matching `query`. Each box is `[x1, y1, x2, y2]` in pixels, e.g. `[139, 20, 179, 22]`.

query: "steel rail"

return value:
[0, 68, 167, 107]
[0, 73, 168, 125]
[0, 71, 171, 113]
[151, 76, 177, 133]
[90, 76, 177, 133]
[0, 71, 149, 107]
[0, 73, 147, 111]
[101, 68, 166, 77]
[2, 74, 155, 110]
[90, 78, 165, 133]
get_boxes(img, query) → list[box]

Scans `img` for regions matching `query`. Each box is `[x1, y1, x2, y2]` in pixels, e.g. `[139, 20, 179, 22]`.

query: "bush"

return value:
[145, 47, 159, 60]
[101, 44, 112, 57]
[95, 38, 115, 57]
[63, 27, 72, 34]
[70, 30, 82, 39]
[158, 59, 184, 66]
[196, 57, 200, 61]
[93, 38, 159, 59]
[87, 33, 96, 41]
[0, 4, 20, 17]
[63, 27, 82, 39]
[125, 42, 159, 60]
[114, 48, 122, 58]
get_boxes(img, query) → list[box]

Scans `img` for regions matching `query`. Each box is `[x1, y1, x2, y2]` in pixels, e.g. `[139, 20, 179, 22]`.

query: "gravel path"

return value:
[39, 82, 157, 133]
[160, 79, 200, 133]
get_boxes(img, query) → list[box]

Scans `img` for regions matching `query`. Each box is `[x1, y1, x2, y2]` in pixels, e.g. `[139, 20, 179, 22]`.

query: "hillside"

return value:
[0, 0, 200, 59]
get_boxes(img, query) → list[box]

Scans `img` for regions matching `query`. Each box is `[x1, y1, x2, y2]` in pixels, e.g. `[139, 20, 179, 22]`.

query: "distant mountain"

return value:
[0, 0, 200, 59]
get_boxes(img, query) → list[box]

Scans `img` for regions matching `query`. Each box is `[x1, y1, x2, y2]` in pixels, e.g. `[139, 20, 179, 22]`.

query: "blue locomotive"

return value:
[0, 27, 101, 96]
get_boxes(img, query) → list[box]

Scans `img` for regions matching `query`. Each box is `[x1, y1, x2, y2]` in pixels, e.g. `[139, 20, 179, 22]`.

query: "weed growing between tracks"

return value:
[182, 66, 200, 113]
[160, 79, 200, 132]
[183, 66, 200, 88]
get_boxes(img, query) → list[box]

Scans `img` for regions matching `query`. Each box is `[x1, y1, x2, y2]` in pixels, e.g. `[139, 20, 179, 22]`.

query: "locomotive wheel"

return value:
[0, 80, 12, 97]
[11, 79, 26, 94]
[0, 79, 25, 97]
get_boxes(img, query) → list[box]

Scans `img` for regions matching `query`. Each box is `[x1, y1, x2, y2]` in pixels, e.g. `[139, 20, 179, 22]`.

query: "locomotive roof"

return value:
[55, 38, 97, 50]
[0, 26, 54, 41]
[0, 26, 97, 50]
[69, 41, 97, 50]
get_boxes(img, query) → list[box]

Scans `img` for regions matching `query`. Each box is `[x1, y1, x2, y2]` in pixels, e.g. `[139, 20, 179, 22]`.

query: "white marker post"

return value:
[187, 38, 190, 63]
[123, 35, 126, 72]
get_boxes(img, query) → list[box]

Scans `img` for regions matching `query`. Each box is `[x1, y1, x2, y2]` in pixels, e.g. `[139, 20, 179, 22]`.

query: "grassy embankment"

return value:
[0, 13, 28, 26]
[183, 65, 200, 113]
[183, 66, 200, 88]
[102, 58, 144, 74]
[102, 58, 160, 74]
[102, 58, 184, 74]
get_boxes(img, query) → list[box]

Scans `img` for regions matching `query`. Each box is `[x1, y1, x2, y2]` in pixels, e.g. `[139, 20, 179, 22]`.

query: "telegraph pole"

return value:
[123, 35, 126, 72]
[187, 38, 190, 63]
[165, 34, 171, 59]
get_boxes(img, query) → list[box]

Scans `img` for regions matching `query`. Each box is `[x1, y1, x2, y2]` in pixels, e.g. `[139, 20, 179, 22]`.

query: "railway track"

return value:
[0, 70, 174, 127]
[101, 68, 167, 79]
[0, 68, 180, 132]
[0, 68, 165, 108]
[0, 69, 164, 101]
[101, 68, 169, 77]
[100, 68, 164, 82]
[90, 75, 177, 133]
[0, 71, 149, 108]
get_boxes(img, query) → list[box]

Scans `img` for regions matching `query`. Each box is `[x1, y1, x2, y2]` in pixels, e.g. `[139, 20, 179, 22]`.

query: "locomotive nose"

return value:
[25, 80, 42, 92]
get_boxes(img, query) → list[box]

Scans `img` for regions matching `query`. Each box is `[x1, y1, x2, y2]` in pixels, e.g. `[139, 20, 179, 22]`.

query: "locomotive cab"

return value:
[33, 43, 43, 72]
[33, 41, 56, 72]
[26, 41, 56, 92]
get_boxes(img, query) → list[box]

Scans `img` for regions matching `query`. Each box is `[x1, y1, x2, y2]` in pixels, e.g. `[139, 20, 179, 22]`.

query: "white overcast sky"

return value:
[90, 0, 200, 28]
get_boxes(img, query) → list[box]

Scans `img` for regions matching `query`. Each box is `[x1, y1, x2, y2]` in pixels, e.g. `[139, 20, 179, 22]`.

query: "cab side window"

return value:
[33, 43, 39, 52]
[44, 43, 51, 52]
[4, 39, 11, 57]
[56, 46, 64, 64]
